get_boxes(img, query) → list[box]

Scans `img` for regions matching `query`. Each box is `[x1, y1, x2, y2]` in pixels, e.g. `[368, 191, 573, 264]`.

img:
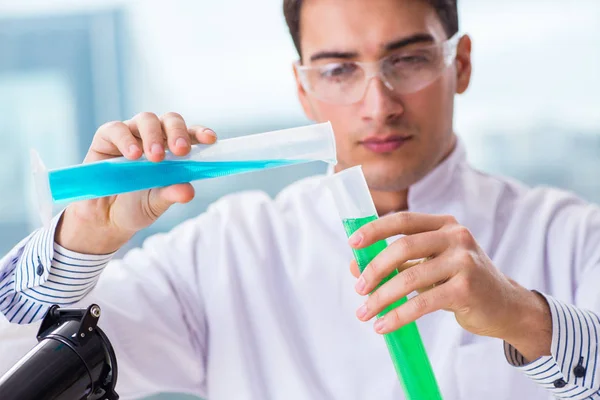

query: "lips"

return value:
[360, 136, 412, 153]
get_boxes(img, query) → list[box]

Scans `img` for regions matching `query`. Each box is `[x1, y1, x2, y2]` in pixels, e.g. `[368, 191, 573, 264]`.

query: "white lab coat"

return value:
[1, 140, 600, 399]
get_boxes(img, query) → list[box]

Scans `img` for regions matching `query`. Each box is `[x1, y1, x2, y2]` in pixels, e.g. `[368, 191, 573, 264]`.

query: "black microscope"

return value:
[0, 304, 119, 400]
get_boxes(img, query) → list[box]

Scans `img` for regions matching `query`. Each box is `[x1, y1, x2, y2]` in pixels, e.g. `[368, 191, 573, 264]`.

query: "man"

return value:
[1, 0, 599, 398]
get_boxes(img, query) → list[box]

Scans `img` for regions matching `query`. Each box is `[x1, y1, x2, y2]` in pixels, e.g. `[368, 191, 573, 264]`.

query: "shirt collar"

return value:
[325, 137, 467, 211]
[407, 137, 466, 210]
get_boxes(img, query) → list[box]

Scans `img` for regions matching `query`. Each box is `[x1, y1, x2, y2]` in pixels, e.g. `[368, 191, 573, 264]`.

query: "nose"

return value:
[360, 76, 404, 123]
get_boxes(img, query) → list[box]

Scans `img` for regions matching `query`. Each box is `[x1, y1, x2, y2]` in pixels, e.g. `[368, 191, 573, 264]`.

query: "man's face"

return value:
[295, 0, 471, 191]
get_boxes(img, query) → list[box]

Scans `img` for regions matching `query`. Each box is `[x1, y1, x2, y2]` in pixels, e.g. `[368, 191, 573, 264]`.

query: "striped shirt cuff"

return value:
[505, 294, 600, 399]
[1, 212, 115, 324]
[26, 241, 115, 305]
[0, 213, 62, 323]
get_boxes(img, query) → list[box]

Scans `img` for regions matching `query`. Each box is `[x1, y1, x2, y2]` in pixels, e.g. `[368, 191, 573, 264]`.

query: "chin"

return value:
[360, 160, 419, 192]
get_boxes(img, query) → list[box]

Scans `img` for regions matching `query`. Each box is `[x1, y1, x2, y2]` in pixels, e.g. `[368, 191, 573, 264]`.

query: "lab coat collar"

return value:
[325, 136, 467, 211]
[407, 137, 466, 210]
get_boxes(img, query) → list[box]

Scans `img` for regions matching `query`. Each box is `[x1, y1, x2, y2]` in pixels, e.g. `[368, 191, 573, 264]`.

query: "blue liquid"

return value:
[49, 159, 307, 203]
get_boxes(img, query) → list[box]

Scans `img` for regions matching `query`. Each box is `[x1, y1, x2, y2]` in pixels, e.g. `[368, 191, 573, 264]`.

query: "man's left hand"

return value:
[349, 212, 552, 362]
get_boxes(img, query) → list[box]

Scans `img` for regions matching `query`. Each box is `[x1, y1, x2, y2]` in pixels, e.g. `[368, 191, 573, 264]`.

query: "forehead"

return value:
[299, 0, 447, 60]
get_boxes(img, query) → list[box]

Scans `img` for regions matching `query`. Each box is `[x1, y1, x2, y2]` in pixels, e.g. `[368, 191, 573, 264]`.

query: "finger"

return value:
[156, 183, 196, 205]
[146, 183, 196, 219]
[160, 112, 191, 156]
[356, 255, 452, 321]
[188, 125, 217, 145]
[372, 283, 452, 334]
[123, 118, 141, 138]
[398, 257, 438, 293]
[349, 212, 456, 248]
[356, 230, 448, 295]
[349, 258, 424, 282]
[129, 112, 166, 162]
[87, 121, 142, 162]
[349, 259, 360, 278]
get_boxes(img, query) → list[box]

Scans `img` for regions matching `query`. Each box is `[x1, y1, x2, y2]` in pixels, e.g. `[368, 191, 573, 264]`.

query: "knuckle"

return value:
[99, 120, 126, 133]
[165, 129, 188, 141]
[146, 198, 162, 220]
[452, 225, 475, 247]
[388, 308, 403, 327]
[442, 214, 458, 226]
[169, 126, 189, 138]
[412, 294, 429, 314]
[370, 289, 383, 307]
[393, 212, 411, 226]
[454, 249, 476, 267]
[189, 124, 208, 132]
[389, 307, 402, 325]
[367, 259, 379, 275]
[453, 273, 472, 294]
[161, 111, 184, 121]
[400, 266, 419, 288]
[396, 236, 413, 256]
[136, 111, 157, 121]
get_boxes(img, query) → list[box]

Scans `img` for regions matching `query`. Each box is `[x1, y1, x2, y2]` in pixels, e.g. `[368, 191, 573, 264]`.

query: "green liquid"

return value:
[343, 216, 442, 400]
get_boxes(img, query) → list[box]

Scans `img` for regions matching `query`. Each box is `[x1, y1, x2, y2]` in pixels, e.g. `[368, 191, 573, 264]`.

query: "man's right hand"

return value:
[55, 112, 217, 255]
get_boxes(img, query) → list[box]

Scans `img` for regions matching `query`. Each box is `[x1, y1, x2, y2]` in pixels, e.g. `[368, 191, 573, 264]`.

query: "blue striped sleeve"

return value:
[504, 294, 600, 399]
[0, 212, 115, 324]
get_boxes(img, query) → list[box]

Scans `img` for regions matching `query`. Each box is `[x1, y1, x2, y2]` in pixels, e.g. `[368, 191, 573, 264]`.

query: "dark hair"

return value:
[283, 0, 459, 58]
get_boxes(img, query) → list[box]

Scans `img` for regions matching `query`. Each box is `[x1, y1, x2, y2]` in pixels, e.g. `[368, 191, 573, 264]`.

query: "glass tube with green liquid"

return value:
[326, 166, 442, 400]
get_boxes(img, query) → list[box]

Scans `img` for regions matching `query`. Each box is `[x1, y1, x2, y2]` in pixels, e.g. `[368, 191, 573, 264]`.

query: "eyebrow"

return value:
[309, 50, 358, 62]
[385, 33, 435, 51]
[308, 33, 436, 63]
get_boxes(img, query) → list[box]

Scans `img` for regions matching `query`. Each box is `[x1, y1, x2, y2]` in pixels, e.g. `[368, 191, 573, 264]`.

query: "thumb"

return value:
[147, 183, 195, 219]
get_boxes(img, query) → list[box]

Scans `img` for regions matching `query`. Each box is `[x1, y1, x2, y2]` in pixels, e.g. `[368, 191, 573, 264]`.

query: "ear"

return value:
[293, 63, 316, 121]
[455, 35, 472, 94]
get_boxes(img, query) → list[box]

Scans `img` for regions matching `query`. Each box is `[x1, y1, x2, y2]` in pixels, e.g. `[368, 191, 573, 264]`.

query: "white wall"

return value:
[1, 0, 598, 136]
[0, 0, 306, 132]
[457, 0, 600, 135]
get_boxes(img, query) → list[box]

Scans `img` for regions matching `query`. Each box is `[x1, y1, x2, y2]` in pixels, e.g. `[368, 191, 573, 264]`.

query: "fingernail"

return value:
[151, 143, 164, 155]
[356, 304, 368, 319]
[203, 128, 217, 137]
[175, 138, 188, 148]
[129, 144, 140, 155]
[374, 318, 386, 333]
[355, 276, 366, 293]
[349, 232, 363, 246]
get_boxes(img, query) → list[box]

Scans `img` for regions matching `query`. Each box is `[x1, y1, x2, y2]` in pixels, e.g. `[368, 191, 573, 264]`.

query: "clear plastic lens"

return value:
[296, 32, 462, 105]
